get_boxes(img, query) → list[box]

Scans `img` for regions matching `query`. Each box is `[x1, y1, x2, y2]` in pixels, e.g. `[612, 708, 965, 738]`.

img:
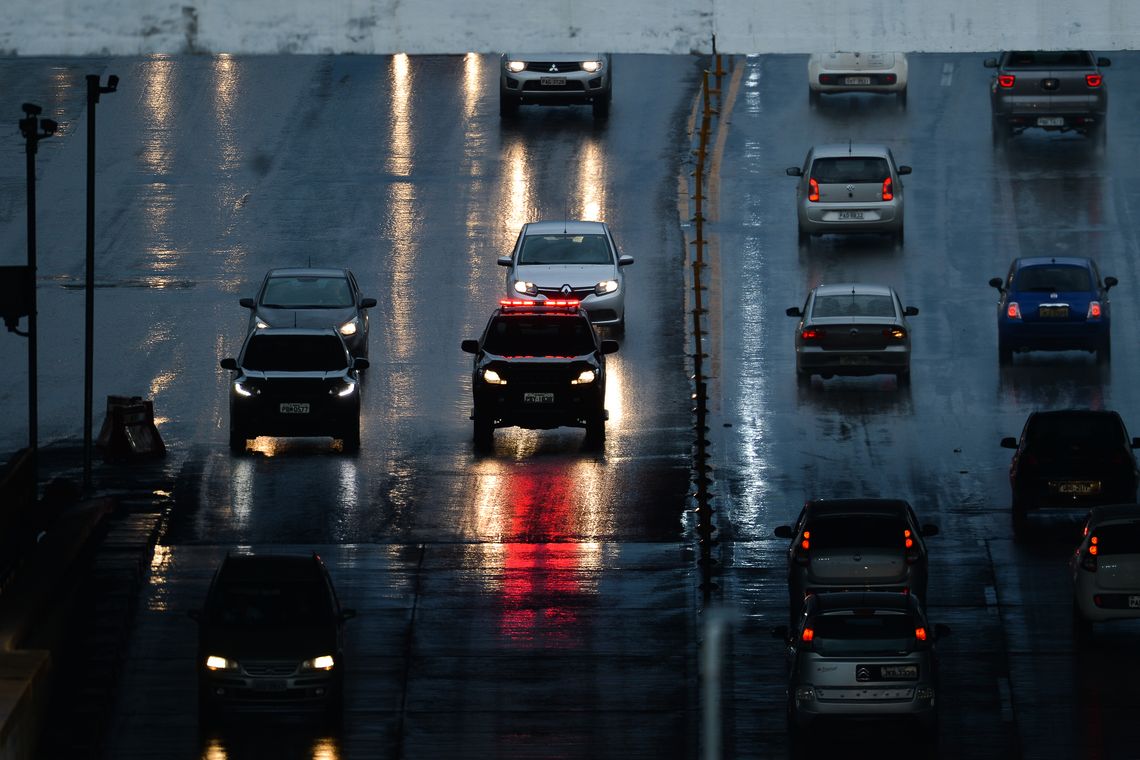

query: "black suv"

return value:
[190, 552, 355, 721]
[461, 299, 618, 449]
[1001, 409, 1140, 535]
[220, 327, 368, 452]
[985, 50, 1110, 141]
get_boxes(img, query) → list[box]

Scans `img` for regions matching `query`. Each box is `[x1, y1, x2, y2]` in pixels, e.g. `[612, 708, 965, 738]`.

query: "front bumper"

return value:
[473, 387, 606, 430]
[200, 667, 341, 714]
[501, 74, 611, 105]
[230, 395, 359, 438]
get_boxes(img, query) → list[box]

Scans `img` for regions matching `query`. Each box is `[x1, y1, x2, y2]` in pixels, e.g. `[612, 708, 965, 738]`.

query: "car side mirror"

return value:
[497, 256, 513, 267]
[785, 167, 803, 177]
[220, 358, 238, 370]
[935, 623, 952, 639]
[989, 277, 1004, 291]
[785, 307, 802, 317]
[600, 339, 619, 355]
[773, 525, 794, 539]
[771, 625, 790, 641]
[359, 297, 377, 309]
[239, 297, 254, 309]
[983, 58, 998, 68]
[618, 255, 635, 266]
[340, 608, 357, 622]
[904, 306, 919, 316]
[1104, 276, 1118, 290]
[1000, 437, 1018, 449]
[353, 357, 370, 370]
[461, 339, 480, 354]
[922, 523, 939, 537]
[1098, 57, 1111, 67]
[898, 165, 912, 175]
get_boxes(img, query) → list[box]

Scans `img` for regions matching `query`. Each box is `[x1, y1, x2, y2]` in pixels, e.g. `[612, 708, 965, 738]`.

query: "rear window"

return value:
[810, 610, 916, 655]
[261, 276, 354, 308]
[808, 515, 904, 550]
[1025, 413, 1126, 454]
[1091, 523, 1140, 556]
[483, 316, 596, 356]
[1014, 266, 1093, 292]
[519, 234, 613, 265]
[1004, 51, 1094, 68]
[811, 294, 896, 319]
[810, 157, 890, 184]
[242, 335, 349, 371]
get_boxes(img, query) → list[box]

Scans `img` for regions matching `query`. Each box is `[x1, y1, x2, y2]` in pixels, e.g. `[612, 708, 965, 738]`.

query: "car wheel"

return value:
[991, 117, 1010, 146]
[473, 412, 494, 451]
[897, 89, 907, 108]
[499, 94, 519, 118]
[1097, 335, 1111, 363]
[585, 413, 606, 448]
[341, 423, 360, 452]
[1072, 601, 1094, 646]
[795, 367, 811, 387]
[228, 428, 247, 453]
[808, 88, 820, 107]
[998, 338, 1013, 366]
[896, 368, 911, 387]
[894, 225, 905, 247]
[797, 225, 809, 247]
[1011, 499, 1029, 538]
[592, 94, 611, 120]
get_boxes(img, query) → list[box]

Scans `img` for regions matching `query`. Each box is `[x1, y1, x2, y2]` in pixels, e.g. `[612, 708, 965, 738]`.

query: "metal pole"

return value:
[25, 116, 37, 457]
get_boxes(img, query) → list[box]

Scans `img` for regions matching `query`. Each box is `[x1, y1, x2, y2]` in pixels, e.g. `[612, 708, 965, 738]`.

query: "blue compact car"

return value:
[989, 257, 1116, 364]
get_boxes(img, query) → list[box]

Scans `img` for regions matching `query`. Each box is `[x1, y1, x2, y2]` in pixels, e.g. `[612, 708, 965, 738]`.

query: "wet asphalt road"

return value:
[2, 52, 1140, 759]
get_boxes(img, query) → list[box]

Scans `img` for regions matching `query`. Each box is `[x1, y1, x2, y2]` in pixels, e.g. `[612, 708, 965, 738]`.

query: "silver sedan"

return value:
[786, 282, 918, 386]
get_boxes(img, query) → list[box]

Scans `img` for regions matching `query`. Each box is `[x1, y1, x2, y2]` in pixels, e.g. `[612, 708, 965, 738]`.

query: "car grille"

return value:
[259, 379, 329, 400]
[535, 286, 595, 300]
[525, 62, 583, 73]
[243, 660, 300, 676]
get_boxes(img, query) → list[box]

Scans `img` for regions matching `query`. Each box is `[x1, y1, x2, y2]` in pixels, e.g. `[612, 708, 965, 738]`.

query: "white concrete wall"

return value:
[1, 0, 1138, 56]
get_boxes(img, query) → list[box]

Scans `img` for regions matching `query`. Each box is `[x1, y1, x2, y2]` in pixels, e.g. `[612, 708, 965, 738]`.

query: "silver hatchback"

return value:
[786, 143, 911, 245]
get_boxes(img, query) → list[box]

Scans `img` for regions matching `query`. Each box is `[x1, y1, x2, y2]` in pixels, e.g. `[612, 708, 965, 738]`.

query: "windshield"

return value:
[242, 335, 349, 372]
[518, 234, 614, 265]
[1004, 51, 1094, 68]
[810, 157, 890, 184]
[810, 610, 916, 656]
[1014, 266, 1093, 292]
[482, 316, 596, 356]
[811, 294, 896, 319]
[261, 276, 354, 308]
[208, 580, 335, 627]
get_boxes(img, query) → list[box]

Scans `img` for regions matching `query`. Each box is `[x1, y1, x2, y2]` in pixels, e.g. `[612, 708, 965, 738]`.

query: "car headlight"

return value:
[233, 380, 259, 397]
[595, 279, 619, 296]
[571, 369, 596, 385]
[205, 655, 238, 671]
[331, 380, 358, 397]
[302, 654, 336, 671]
[513, 281, 538, 296]
[506, 60, 526, 73]
[254, 317, 269, 329]
[339, 317, 360, 337]
[582, 60, 604, 73]
[482, 369, 507, 385]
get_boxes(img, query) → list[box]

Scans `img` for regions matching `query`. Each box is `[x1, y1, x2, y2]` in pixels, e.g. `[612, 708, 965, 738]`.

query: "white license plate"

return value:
[524, 392, 554, 404]
[279, 403, 310, 414]
[540, 77, 566, 86]
[253, 679, 288, 691]
[1057, 481, 1100, 495]
[880, 664, 918, 680]
[844, 76, 872, 85]
[1130, 595, 1140, 609]
[1037, 116, 1065, 127]
[838, 211, 865, 220]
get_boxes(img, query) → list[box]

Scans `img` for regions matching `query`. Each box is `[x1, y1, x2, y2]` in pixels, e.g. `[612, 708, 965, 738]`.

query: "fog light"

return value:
[794, 686, 815, 704]
[916, 686, 935, 701]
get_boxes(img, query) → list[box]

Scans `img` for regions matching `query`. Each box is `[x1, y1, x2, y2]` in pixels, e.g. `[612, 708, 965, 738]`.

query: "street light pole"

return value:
[83, 74, 118, 495]
[18, 103, 57, 468]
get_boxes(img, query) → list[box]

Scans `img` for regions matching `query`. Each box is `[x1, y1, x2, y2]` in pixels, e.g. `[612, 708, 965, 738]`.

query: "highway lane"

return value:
[3, 51, 1140, 758]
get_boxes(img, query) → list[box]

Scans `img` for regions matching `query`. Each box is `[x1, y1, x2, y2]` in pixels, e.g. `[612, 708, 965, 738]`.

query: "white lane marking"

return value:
[941, 62, 954, 87]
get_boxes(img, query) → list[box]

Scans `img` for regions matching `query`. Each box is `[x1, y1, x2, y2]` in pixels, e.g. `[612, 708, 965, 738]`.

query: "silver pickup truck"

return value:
[985, 50, 1110, 142]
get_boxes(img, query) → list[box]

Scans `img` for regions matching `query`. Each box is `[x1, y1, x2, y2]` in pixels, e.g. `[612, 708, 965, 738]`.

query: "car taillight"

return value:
[1081, 535, 1099, 572]
[881, 176, 893, 201]
[915, 626, 928, 642]
[883, 327, 906, 342]
[819, 74, 836, 85]
[905, 529, 920, 564]
[1087, 301, 1102, 319]
[1086, 74, 1103, 88]
[801, 328, 825, 341]
[801, 627, 814, 643]
[794, 531, 811, 566]
[1006, 302, 1022, 320]
[808, 178, 820, 202]
[998, 74, 1015, 88]
[883, 74, 897, 84]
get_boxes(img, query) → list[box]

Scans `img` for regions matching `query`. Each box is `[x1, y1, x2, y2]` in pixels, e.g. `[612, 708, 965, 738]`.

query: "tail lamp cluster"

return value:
[1005, 301, 1102, 320]
[801, 327, 907, 341]
[997, 74, 1102, 88]
[807, 177, 894, 202]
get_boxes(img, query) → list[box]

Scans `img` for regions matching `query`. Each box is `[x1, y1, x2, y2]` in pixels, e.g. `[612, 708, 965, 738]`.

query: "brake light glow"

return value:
[801, 531, 810, 551]
[808, 178, 820, 202]
[1088, 301, 1102, 319]
[1007, 302, 1022, 320]
[801, 627, 814, 643]
[904, 529, 914, 550]
[998, 74, 1015, 88]
[1089, 536, 1098, 556]
[1081, 535, 1099, 572]
[915, 627, 928, 642]
[881, 176, 894, 201]
[801, 328, 825, 341]
[1086, 74, 1103, 87]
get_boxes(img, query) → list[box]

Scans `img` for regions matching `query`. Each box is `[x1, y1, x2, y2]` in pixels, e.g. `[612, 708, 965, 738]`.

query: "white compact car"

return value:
[808, 52, 908, 105]
[1071, 503, 1140, 642]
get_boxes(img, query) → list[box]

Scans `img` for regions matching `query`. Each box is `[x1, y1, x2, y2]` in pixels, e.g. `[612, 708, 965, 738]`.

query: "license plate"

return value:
[838, 211, 865, 220]
[839, 356, 871, 365]
[1130, 595, 1140, 609]
[279, 403, 310, 414]
[540, 77, 566, 86]
[252, 679, 288, 691]
[524, 392, 554, 404]
[1056, 481, 1100, 495]
[880, 664, 918, 680]
[1037, 116, 1065, 127]
[1038, 306, 1069, 318]
[844, 76, 872, 85]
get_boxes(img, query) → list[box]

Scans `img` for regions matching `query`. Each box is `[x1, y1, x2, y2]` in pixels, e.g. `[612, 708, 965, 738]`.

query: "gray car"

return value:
[499, 53, 613, 119]
[786, 283, 918, 386]
[498, 220, 633, 330]
[773, 498, 939, 626]
[786, 143, 909, 246]
[984, 50, 1110, 141]
[774, 592, 948, 746]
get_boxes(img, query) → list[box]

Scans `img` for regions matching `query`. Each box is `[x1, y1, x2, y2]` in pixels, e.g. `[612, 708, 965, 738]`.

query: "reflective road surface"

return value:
[2, 52, 1140, 759]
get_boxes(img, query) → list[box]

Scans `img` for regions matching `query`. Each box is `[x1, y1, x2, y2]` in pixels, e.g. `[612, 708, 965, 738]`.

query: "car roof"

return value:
[522, 220, 609, 236]
[808, 143, 893, 160]
[218, 552, 326, 583]
[803, 498, 911, 518]
[1087, 503, 1140, 528]
[1028, 408, 1121, 419]
[812, 283, 896, 298]
[808, 590, 919, 614]
[263, 267, 350, 278]
[1012, 256, 1093, 270]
